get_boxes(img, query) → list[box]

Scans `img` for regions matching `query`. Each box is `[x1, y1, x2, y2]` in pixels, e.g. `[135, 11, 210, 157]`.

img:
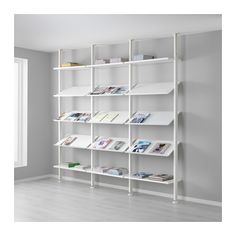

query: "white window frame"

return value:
[14, 57, 28, 168]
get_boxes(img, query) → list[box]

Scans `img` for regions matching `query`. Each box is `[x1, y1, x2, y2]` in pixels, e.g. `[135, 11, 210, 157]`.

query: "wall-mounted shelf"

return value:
[53, 57, 173, 71]
[54, 35, 180, 202]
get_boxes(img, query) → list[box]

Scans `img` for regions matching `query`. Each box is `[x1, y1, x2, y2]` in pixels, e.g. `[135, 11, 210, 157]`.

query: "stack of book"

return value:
[133, 172, 153, 179]
[133, 54, 155, 61]
[106, 167, 128, 176]
[93, 166, 111, 173]
[148, 174, 173, 182]
[109, 57, 128, 63]
[61, 162, 80, 168]
[61, 62, 82, 67]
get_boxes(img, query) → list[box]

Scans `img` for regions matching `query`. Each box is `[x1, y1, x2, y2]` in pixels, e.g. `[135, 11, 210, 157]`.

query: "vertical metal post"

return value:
[173, 33, 178, 203]
[57, 49, 62, 182]
[90, 44, 95, 188]
[128, 39, 133, 196]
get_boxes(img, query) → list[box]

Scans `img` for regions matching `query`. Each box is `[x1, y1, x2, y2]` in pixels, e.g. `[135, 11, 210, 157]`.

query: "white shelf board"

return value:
[126, 139, 173, 157]
[127, 82, 174, 96]
[89, 136, 129, 153]
[127, 111, 174, 126]
[53, 119, 90, 124]
[90, 111, 129, 125]
[55, 134, 92, 149]
[127, 57, 173, 65]
[53, 65, 90, 71]
[53, 165, 174, 184]
[129, 176, 174, 185]
[54, 86, 91, 97]
[54, 165, 90, 173]
[53, 58, 173, 71]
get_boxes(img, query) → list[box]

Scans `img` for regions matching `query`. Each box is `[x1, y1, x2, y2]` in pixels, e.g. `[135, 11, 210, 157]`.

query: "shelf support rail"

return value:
[57, 49, 62, 181]
[173, 33, 178, 203]
[128, 39, 133, 196]
[90, 44, 95, 188]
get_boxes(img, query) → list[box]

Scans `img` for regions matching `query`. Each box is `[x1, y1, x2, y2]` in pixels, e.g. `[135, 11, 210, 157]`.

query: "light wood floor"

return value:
[14, 178, 221, 222]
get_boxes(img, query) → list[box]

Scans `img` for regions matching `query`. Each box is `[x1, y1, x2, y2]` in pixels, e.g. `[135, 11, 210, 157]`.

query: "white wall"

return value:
[50, 30, 222, 202]
[14, 47, 52, 180]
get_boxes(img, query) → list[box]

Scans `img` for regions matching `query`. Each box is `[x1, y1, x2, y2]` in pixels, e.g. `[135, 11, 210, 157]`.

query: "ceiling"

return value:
[14, 14, 221, 52]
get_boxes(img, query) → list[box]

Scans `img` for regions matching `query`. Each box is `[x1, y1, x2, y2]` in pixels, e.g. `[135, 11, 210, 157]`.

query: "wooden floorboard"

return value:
[14, 178, 221, 222]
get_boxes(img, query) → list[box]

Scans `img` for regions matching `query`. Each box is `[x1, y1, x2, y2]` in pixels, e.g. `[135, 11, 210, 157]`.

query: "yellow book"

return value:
[61, 62, 82, 67]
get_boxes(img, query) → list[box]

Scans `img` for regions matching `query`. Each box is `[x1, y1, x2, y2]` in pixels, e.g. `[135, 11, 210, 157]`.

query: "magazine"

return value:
[62, 136, 77, 146]
[133, 172, 153, 179]
[78, 113, 91, 122]
[114, 86, 129, 95]
[106, 167, 128, 176]
[101, 113, 119, 122]
[148, 174, 173, 182]
[92, 137, 113, 149]
[103, 86, 119, 94]
[65, 112, 82, 121]
[57, 112, 69, 120]
[90, 86, 107, 95]
[130, 140, 151, 153]
[109, 141, 126, 151]
[130, 113, 150, 123]
[151, 143, 171, 155]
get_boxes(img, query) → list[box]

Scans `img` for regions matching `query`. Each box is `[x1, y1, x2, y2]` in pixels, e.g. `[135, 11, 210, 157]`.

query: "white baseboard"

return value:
[15, 174, 221, 207]
[14, 174, 53, 184]
[49, 174, 222, 207]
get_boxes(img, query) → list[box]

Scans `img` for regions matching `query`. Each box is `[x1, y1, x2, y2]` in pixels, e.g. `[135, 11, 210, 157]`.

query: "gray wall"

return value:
[15, 30, 222, 203]
[14, 47, 52, 180]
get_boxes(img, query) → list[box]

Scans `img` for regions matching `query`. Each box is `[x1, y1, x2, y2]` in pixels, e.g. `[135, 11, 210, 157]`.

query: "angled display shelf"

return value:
[127, 82, 174, 96]
[90, 111, 129, 125]
[126, 139, 173, 157]
[54, 86, 91, 97]
[55, 134, 91, 149]
[127, 111, 174, 126]
[89, 136, 129, 153]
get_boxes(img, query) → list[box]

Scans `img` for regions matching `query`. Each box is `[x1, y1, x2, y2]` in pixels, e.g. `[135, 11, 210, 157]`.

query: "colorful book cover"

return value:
[131, 140, 151, 153]
[151, 143, 171, 154]
[130, 113, 150, 123]
[93, 138, 113, 149]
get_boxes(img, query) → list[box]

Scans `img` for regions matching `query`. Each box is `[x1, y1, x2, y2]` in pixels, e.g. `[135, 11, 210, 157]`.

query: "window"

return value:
[14, 57, 28, 168]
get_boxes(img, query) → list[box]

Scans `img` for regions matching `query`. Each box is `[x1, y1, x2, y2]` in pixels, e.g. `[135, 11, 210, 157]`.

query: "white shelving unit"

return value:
[54, 34, 180, 202]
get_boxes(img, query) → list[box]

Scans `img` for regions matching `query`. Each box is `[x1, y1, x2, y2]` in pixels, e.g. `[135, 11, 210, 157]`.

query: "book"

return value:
[93, 166, 111, 173]
[148, 174, 173, 182]
[114, 86, 129, 95]
[78, 113, 91, 122]
[61, 162, 80, 168]
[62, 136, 77, 146]
[109, 58, 128, 63]
[74, 165, 91, 170]
[95, 59, 109, 64]
[61, 62, 82, 67]
[133, 172, 153, 179]
[109, 141, 126, 151]
[65, 112, 82, 121]
[101, 112, 119, 122]
[133, 54, 155, 61]
[130, 140, 151, 153]
[92, 137, 113, 149]
[151, 143, 171, 155]
[92, 112, 108, 122]
[130, 113, 150, 123]
[106, 167, 128, 176]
